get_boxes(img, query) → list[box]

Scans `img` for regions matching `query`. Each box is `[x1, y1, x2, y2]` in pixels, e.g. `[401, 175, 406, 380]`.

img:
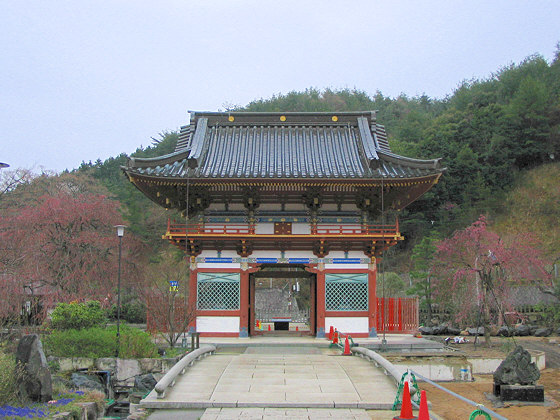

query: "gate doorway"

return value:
[249, 265, 316, 336]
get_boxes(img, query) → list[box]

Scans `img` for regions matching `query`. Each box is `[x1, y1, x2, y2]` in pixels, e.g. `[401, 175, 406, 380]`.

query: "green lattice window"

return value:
[197, 272, 240, 310]
[325, 273, 368, 311]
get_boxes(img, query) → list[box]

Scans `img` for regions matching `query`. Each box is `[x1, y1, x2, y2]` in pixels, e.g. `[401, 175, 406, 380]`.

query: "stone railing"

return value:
[350, 346, 405, 385]
[154, 344, 216, 399]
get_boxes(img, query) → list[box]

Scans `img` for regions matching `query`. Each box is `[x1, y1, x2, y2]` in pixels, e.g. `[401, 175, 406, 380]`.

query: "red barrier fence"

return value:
[376, 297, 419, 333]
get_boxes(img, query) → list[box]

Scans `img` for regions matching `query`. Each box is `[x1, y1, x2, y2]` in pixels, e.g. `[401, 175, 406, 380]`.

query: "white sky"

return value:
[1, 1, 559, 172]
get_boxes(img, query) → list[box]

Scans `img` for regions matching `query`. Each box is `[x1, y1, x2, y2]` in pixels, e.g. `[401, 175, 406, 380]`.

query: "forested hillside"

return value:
[2, 47, 558, 325]
[79, 50, 559, 257]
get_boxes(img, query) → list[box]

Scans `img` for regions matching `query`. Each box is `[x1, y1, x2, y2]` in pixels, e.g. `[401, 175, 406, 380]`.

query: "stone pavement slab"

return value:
[141, 347, 396, 410]
[146, 407, 443, 420]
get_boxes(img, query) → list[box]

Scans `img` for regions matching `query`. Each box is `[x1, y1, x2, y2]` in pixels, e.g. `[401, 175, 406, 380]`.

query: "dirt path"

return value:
[522, 339, 560, 368]
[420, 337, 560, 419]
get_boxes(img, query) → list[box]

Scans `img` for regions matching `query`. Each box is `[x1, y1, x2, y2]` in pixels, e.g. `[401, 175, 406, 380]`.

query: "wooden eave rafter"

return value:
[127, 172, 441, 211]
[127, 172, 441, 188]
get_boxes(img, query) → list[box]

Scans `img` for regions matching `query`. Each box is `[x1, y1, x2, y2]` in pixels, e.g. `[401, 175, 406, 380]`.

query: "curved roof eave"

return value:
[376, 150, 443, 170]
[125, 149, 191, 169]
[123, 171, 443, 185]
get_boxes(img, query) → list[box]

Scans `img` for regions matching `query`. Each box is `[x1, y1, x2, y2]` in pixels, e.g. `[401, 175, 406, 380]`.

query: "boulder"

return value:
[418, 326, 433, 335]
[76, 402, 100, 420]
[447, 326, 461, 336]
[467, 327, 484, 336]
[534, 328, 552, 337]
[15, 334, 52, 402]
[71, 372, 105, 393]
[52, 375, 73, 390]
[134, 373, 157, 392]
[514, 324, 530, 336]
[494, 346, 540, 386]
[497, 326, 513, 337]
[529, 325, 539, 336]
[432, 325, 448, 335]
[488, 325, 500, 336]
[139, 358, 162, 373]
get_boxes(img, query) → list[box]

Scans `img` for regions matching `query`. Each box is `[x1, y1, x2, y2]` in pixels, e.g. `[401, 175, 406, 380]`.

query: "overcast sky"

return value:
[1, 1, 559, 172]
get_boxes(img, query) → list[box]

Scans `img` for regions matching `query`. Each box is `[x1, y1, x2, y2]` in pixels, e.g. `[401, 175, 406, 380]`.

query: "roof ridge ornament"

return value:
[357, 116, 379, 168]
[187, 117, 209, 168]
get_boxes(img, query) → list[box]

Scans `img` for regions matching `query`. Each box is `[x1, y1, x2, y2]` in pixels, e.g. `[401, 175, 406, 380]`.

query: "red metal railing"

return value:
[167, 221, 255, 235]
[167, 219, 399, 237]
[376, 297, 419, 333]
[311, 224, 399, 235]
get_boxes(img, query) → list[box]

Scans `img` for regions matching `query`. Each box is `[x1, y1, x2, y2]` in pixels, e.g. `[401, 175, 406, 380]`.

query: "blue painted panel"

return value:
[204, 258, 234, 263]
[255, 258, 278, 264]
[332, 258, 362, 264]
[288, 258, 311, 264]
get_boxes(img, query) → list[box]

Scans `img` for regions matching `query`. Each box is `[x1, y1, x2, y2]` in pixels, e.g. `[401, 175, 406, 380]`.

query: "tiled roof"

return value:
[124, 111, 443, 180]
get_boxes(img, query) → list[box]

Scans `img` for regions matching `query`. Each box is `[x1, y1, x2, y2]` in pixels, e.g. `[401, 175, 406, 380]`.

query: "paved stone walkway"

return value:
[141, 347, 396, 410]
[144, 407, 415, 420]
[200, 407, 372, 419]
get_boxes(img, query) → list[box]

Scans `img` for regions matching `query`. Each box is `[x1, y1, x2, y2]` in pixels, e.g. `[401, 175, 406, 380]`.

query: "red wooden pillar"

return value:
[368, 264, 377, 337]
[377, 298, 383, 333]
[188, 268, 198, 332]
[316, 270, 326, 337]
[239, 270, 249, 337]
[388, 298, 395, 332]
[398, 298, 403, 332]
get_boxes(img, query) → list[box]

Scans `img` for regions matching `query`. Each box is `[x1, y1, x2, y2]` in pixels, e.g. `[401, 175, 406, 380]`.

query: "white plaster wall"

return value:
[285, 203, 306, 211]
[199, 250, 237, 258]
[325, 263, 369, 269]
[328, 251, 365, 259]
[255, 223, 274, 234]
[197, 316, 240, 333]
[251, 250, 283, 258]
[321, 204, 338, 211]
[258, 203, 306, 211]
[393, 363, 461, 382]
[283, 250, 316, 259]
[197, 263, 242, 269]
[292, 223, 311, 234]
[325, 250, 368, 269]
[468, 351, 545, 373]
[226, 203, 246, 211]
[197, 250, 241, 269]
[325, 316, 369, 334]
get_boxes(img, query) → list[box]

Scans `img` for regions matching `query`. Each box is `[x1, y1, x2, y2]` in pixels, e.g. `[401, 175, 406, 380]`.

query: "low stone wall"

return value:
[468, 350, 545, 374]
[51, 356, 180, 386]
[386, 350, 545, 381]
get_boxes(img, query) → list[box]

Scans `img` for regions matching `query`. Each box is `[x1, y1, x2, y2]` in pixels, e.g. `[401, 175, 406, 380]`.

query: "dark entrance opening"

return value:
[249, 264, 316, 336]
[274, 321, 290, 330]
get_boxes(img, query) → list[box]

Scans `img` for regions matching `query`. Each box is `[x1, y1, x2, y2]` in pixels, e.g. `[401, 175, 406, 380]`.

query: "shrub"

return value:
[117, 325, 158, 358]
[534, 303, 560, 327]
[109, 299, 147, 324]
[0, 349, 25, 406]
[43, 325, 157, 359]
[50, 301, 107, 330]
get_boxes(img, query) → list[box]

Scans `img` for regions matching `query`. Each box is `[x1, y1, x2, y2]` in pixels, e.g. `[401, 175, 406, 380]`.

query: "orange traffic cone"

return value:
[328, 326, 334, 340]
[393, 381, 417, 420]
[332, 330, 339, 345]
[343, 337, 352, 355]
[418, 390, 429, 420]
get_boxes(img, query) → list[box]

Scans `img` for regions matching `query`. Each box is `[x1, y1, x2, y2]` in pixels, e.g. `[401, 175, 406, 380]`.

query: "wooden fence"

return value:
[376, 297, 419, 333]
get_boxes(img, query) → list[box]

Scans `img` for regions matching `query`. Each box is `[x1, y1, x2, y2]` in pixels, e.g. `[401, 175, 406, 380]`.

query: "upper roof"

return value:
[123, 111, 443, 181]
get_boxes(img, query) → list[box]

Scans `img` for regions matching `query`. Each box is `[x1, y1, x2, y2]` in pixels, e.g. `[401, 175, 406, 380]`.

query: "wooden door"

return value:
[274, 222, 292, 235]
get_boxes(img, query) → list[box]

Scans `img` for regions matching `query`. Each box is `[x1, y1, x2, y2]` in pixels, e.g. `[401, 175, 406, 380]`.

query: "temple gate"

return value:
[124, 111, 443, 337]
